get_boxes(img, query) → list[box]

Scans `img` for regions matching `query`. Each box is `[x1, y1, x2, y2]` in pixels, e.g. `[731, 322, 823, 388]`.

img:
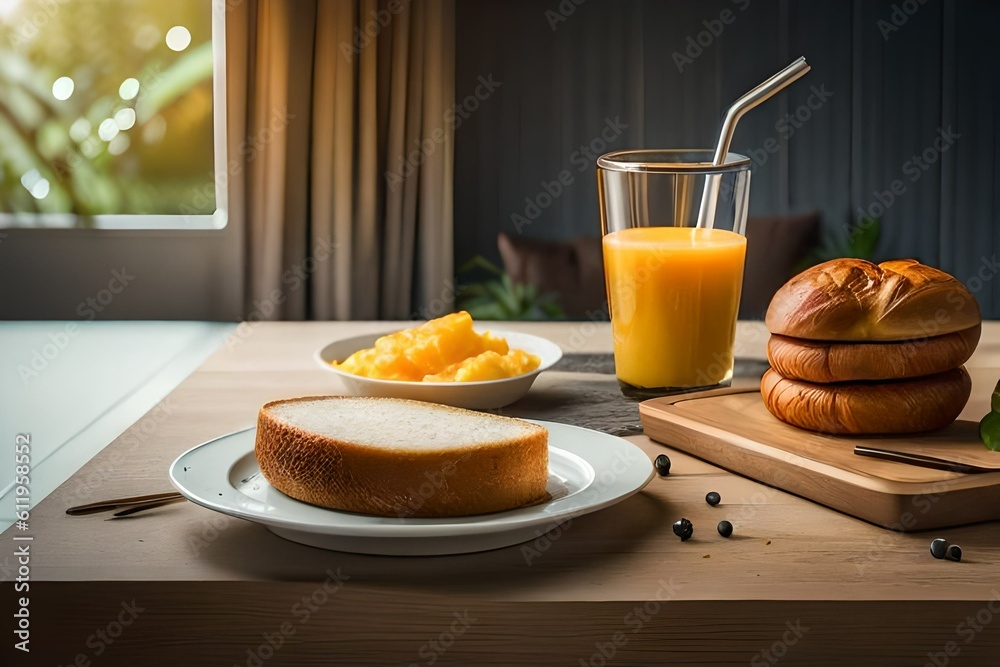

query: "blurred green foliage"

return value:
[457, 256, 565, 321]
[0, 0, 215, 222]
[796, 218, 881, 271]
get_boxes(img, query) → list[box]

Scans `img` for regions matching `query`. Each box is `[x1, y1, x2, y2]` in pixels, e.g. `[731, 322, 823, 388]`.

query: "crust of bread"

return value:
[760, 367, 972, 435]
[766, 324, 981, 383]
[254, 396, 549, 518]
[765, 259, 981, 341]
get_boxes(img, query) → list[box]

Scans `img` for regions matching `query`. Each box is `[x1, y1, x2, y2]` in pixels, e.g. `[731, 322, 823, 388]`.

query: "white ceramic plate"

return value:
[169, 420, 654, 556]
[314, 329, 563, 409]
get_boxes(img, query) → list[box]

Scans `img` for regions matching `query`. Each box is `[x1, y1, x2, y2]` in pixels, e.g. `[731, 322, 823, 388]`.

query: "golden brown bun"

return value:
[766, 259, 981, 341]
[766, 324, 981, 383]
[760, 367, 972, 435]
[255, 396, 549, 518]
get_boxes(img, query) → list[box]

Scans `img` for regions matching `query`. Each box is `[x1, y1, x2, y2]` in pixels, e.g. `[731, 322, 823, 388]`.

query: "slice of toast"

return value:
[255, 396, 549, 517]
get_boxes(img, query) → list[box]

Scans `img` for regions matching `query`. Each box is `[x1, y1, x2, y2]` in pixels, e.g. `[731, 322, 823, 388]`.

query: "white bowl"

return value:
[314, 328, 563, 410]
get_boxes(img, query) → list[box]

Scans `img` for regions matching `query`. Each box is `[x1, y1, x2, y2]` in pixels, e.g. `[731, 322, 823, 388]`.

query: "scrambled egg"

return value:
[333, 312, 541, 382]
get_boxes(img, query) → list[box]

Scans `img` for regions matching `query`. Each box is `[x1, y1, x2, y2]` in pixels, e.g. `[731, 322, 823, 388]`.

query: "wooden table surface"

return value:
[5, 321, 1000, 665]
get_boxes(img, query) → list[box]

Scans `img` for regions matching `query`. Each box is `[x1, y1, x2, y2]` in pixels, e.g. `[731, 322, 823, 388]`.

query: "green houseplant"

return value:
[456, 256, 564, 321]
[796, 218, 881, 270]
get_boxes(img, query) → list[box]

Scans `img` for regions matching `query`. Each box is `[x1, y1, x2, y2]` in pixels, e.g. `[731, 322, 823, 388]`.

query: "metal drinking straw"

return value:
[696, 57, 811, 229]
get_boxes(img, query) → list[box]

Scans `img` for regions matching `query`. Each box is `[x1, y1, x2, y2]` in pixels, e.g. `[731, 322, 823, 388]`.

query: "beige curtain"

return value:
[229, 0, 455, 320]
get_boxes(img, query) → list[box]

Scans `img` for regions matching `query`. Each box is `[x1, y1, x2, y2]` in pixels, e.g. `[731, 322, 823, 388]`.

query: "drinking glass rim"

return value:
[597, 149, 751, 174]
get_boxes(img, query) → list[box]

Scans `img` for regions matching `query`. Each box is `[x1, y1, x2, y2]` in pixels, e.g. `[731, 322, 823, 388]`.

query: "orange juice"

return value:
[602, 227, 746, 390]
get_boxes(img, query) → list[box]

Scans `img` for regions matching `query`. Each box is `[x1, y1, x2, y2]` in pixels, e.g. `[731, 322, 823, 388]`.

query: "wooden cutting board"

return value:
[639, 387, 1000, 531]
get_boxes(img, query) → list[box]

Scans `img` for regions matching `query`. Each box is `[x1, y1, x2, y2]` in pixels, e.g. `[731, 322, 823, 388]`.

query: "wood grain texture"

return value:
[8, 583, 1000, 666]
[2, 321, 999, 664]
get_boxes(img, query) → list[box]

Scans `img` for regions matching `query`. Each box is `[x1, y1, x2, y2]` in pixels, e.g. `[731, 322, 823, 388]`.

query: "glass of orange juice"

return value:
[597, 150, 751, 398]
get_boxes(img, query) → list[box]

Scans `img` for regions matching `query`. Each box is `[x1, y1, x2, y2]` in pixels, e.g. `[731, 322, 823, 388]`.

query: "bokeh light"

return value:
[165, 25, 191, 51]
[69, 118, 91, 143]
[51, 76, 74, 100]
[20, 169, 50, 199]
[0, 0, 23, 20]
[80, 137, 101, 159]
[98, 118, 119, 141]
[20, 168, 39, 190]
[142, 115, 167, 144]
[108, 133, 130, 156]
[119, 78, 140, 100]
[133, 24, 160, 50]
[114, 108, 136, 130]
[29, 178, 50, 199]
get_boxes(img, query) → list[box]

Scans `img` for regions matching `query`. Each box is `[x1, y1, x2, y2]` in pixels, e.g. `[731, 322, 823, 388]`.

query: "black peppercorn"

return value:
[672, 518, 693, 541]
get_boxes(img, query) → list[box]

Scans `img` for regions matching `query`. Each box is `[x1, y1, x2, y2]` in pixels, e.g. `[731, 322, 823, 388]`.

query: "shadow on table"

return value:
[192, 490, 673, 592]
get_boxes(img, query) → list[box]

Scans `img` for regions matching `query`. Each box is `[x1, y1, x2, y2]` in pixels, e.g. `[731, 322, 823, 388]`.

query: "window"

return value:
[0, 0, 226, 229]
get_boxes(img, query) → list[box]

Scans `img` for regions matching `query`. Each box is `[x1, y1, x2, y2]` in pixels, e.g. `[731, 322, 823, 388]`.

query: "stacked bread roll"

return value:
[761, 259, 981, 434]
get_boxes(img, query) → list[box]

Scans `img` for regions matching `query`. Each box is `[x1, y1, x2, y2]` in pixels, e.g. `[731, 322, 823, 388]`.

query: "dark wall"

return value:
[454, 0, 1000, 318]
